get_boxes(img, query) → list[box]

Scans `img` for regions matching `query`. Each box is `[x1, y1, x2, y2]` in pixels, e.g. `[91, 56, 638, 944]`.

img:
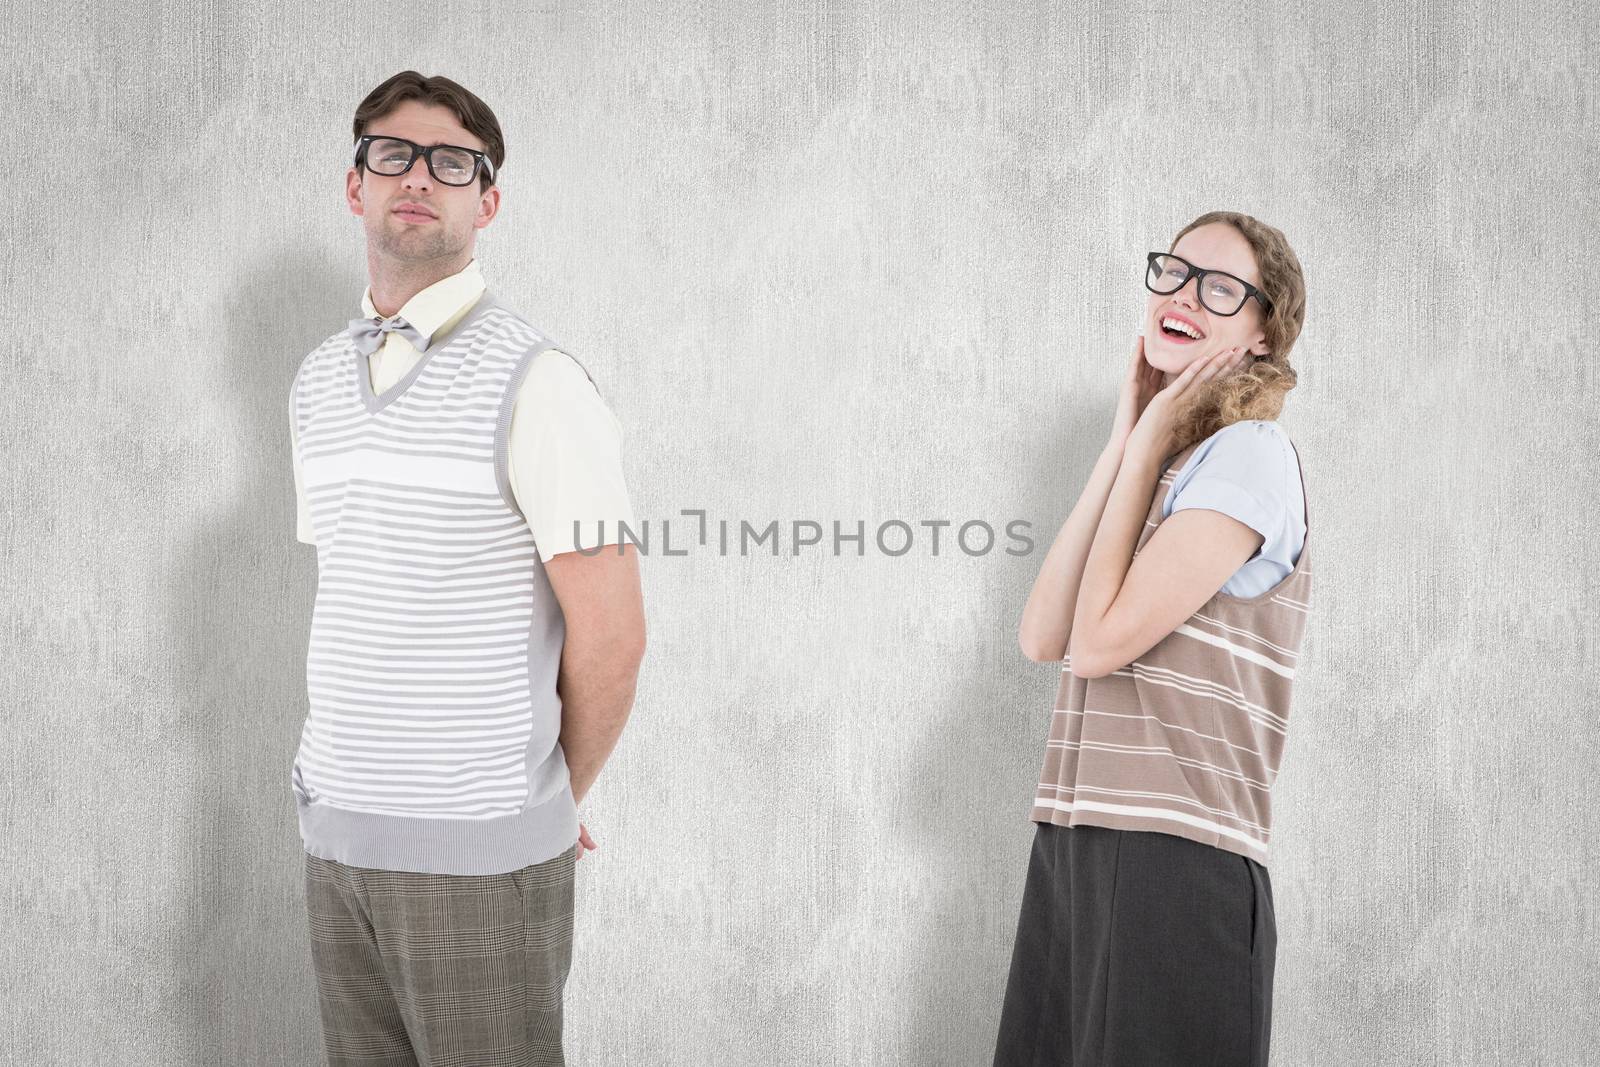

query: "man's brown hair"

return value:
[352, 71, 505, 194]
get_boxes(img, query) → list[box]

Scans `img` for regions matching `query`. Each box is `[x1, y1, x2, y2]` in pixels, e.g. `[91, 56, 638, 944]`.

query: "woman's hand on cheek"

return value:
[1110, 332, 1166, 450]
[1125, 345, 1250, 464]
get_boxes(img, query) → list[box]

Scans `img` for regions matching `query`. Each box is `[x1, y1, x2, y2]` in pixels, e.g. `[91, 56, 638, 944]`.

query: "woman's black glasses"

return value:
[1145, 252, 1271, 317]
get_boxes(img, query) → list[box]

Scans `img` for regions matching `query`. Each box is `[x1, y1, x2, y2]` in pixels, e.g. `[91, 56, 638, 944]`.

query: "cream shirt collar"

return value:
[359, 257, 487, 347]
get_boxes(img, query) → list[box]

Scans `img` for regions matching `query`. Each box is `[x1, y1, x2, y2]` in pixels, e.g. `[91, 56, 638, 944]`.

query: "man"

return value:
[287, 71, 646, 1066]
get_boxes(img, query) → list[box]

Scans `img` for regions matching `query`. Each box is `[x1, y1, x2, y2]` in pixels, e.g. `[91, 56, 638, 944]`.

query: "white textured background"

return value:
[5, 1, 1597, 1064]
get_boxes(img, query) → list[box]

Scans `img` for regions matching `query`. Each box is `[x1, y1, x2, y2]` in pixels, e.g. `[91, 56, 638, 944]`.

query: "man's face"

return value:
[345, 98, 498, 263]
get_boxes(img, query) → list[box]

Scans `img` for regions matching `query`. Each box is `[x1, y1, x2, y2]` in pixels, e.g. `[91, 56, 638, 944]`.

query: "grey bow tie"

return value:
[348, 313, 431, 357]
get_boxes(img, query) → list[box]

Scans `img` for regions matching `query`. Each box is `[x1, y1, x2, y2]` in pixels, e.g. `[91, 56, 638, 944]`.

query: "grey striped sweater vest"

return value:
[289, 290, 593, 875]
[1031, 433, 1313, 867]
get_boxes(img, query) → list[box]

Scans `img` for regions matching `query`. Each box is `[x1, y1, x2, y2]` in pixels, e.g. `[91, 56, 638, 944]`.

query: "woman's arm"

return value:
[1067, 344, 1255, 678]
[1018, 441, 1128, 662]
[1019, 333, 1165, 662]
[1021, 335, 1251, 668]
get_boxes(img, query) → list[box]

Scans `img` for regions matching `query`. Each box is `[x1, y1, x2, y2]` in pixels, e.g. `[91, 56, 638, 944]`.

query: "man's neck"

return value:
[367, 254, 472, 318]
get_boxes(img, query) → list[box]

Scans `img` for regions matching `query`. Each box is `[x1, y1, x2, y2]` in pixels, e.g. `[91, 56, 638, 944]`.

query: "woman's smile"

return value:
[1154, 309, 1207, 346]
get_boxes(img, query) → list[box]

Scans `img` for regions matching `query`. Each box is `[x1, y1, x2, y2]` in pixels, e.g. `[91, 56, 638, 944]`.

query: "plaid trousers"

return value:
[303, 844, 578, 1067]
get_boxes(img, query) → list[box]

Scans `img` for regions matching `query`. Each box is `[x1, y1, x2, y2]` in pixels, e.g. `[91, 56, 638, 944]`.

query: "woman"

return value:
[993, 211, 1311, 1066]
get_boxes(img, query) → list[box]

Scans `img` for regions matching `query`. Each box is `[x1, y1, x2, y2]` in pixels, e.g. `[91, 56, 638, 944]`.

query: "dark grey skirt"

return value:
[993, 822, 1275, 1066]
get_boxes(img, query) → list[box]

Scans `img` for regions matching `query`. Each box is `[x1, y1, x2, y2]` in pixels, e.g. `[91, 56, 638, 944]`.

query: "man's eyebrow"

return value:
[376, 134, 470, 148]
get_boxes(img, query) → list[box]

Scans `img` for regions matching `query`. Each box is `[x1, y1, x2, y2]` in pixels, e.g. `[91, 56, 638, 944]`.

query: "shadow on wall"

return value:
[164, 250, 347, 1065]
[895, 398, 1103, 1066]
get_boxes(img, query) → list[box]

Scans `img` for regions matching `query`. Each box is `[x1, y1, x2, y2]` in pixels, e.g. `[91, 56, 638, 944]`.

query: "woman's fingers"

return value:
[1198, 347, 1238, 383]
[1164, 346, 1230, 398]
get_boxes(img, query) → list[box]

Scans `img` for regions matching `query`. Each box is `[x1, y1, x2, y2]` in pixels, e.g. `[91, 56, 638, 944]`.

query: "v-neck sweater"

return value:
[287, 290, 581, 875]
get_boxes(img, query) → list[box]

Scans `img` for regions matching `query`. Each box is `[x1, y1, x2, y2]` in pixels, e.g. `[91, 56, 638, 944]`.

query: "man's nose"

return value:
[401, 157, 434, 190]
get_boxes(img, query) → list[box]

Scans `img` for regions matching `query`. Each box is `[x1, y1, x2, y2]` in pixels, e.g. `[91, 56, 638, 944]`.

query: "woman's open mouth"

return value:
[1157, 314, 1205, 344]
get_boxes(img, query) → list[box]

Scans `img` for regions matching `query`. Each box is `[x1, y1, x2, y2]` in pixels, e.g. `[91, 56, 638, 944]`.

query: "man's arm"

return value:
[543, 545, 646, 805]
[506, 346, 643, 819]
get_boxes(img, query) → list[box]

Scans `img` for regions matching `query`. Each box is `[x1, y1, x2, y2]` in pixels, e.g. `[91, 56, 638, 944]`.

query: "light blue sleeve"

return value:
[1164, 420, 1302, 597]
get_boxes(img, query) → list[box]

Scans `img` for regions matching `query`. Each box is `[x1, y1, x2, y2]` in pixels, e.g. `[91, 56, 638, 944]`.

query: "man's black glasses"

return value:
[1145, 252, 1272, 317]
[354, 134, 496, 187]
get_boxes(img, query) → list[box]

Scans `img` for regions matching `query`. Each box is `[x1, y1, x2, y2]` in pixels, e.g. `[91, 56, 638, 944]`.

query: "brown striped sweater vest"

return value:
[1030, 434, 1313, 866]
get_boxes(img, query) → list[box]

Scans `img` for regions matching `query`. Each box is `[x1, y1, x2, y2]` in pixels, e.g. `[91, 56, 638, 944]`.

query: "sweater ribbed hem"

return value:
[297, 783, 580, 875]
[1030, 800, 1270, 868]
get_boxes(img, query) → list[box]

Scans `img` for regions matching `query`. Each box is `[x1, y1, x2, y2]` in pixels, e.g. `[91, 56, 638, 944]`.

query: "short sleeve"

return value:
[1166, 420, 1300, 574]
[507, 350, 637, 562]
[289, 362, 316, 545]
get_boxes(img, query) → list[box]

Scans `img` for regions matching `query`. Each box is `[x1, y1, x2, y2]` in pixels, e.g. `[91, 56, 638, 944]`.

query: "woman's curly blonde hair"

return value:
[1164, 211, 1307, 454]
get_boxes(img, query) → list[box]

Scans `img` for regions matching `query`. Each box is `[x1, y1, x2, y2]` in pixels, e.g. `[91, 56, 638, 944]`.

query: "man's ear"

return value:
[346, 169, 366, 216]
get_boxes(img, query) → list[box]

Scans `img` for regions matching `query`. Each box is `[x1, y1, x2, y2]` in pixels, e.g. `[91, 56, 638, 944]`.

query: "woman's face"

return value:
[1145, 222, 1269, 382]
